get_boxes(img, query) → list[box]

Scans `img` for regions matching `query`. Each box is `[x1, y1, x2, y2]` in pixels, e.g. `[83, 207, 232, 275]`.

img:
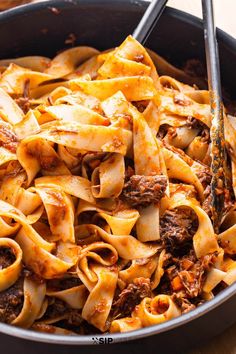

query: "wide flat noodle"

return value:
[0, 63, 53, 95]
[98, 35, 158, 83]
[82, 265, 118, 331]
[69, 76, 157, 101]
[0, 87, 24, 124]
[75, 224, 158, 260]
[35, 175, 95, 203]
[12, 277, 46, 328]
[0, 56, 51, 72]
[28, 121, 133, 155]
[44, 47, 99, 78]
[16, 228, 79, 278]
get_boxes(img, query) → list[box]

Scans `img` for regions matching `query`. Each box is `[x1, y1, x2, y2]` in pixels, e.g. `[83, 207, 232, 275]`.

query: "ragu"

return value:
[0, 34, 233, 336]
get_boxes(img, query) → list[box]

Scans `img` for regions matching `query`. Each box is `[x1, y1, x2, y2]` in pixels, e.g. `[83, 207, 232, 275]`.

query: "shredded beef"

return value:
[132, 100, 149, 113]
[157, 249, 216, 317]
[133, 54, 144, 63]
[186, 116, 205, 130]
[186, 117, 211, 145]
[43, 299, 68, 320]
[160, 207, 198, 254]
[184, 254, 213, 297]
[0, 124, 18, 153]
[121, 174, 167, 207]
[157, 125, 168, 140]
[178, 251, 197, 270]
[14, 79, 31, 114]
[160, 251, 215, 299]
[67, 311, 83, 327]
[0, 247, 16, 270]
[15, 97, 30, 114]
[196, 167, 212, 189]
[125, 165, 135, 179]
[177, 259, 208, 297]
[0, 278, 24, 323]
[171, 293, 196, 313]
[186, 116, 210, 138]
[201, 128, 210, 142]
[112, 278, 152, 318]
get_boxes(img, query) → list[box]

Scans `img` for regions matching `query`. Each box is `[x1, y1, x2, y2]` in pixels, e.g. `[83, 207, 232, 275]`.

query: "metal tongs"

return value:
[133, 0, 168, 44]
[202, 0, 226, 232]
[133, 0, 226, 232]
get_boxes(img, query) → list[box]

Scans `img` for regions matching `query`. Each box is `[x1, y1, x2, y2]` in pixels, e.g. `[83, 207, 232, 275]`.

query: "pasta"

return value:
[0, 34, 235, 335]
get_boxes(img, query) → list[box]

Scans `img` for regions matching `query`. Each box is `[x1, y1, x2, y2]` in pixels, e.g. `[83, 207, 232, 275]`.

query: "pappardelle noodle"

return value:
[0, 35, 235, 335]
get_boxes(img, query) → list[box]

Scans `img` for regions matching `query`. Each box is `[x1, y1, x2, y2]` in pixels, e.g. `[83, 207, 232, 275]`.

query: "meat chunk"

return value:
[0, 123, 18, 153]
[186, 116, 204, 130]
[186, 117, 210, 145]
[43, 298, 68, 320]
[175, 253, 214, 298]
[196, 166, 212, 189]
[121, 174, 167, 207]
[161, 251, 215, 299]
[67, 311, 83, 327]
[177, 257, 211, 297]
[160, 207, 198, 254]
[132, 100, 149, 112]
[0, 247, 16, 270]
[112, 278, 152, 318]
[15, 97, 30, 114]
[0, 278, 24, 323]
[171, 293, 196, 313]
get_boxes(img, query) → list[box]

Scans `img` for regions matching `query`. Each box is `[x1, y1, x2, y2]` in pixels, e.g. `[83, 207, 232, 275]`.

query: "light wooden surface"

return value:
[10, 1, 236, 353]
